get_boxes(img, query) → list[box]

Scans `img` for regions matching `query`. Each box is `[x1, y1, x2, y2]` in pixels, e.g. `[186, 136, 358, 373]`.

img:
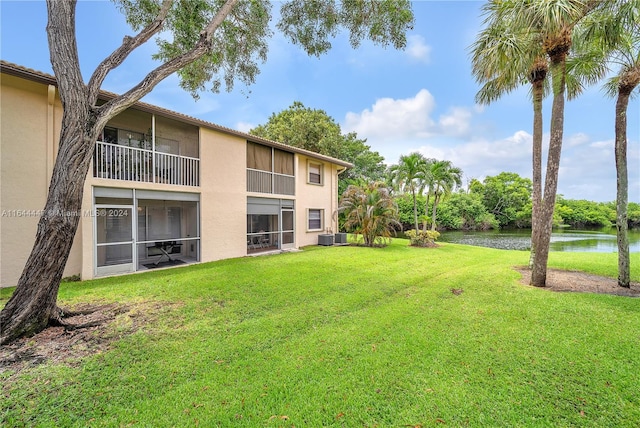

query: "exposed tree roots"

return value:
[48, 304, 128, 331]
[1, 301, 175, 377]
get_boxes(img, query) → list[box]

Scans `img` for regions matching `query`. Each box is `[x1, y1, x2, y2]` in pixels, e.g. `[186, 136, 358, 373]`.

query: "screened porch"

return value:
[94, 188, 200, 276]
[247, 197, 295, 254]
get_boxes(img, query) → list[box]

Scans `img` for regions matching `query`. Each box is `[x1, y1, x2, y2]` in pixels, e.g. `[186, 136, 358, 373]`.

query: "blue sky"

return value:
[1, 0, 638, 202]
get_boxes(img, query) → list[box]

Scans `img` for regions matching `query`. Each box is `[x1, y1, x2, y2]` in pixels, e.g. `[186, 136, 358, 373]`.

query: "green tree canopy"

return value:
[249, 101, 386, 192]
[471, 172, 533, 227]
[435, 192, 499, 231]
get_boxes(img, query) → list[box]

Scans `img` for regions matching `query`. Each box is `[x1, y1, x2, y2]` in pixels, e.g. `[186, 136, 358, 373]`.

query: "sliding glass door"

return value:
[247, 197, 295, 252]
[281, 208, 295, 249]
[136, 200, 200, 268]
[95, 205, 135, 276]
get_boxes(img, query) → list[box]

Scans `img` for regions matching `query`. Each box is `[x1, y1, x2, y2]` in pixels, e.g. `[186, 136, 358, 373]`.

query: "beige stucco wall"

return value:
[199, 128, 247, 261]
[294, 155, 340, 248]
[1, 74, 83, 287]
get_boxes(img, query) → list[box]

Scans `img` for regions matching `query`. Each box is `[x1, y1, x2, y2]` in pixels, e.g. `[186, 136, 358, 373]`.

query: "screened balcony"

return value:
[246, 142, 295, 196]
[93, 124, 200, 187]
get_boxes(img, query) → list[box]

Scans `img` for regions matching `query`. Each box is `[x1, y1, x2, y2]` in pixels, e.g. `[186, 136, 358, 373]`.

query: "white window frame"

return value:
[307, 161, 323, 185]
[307, 208, 324, 231]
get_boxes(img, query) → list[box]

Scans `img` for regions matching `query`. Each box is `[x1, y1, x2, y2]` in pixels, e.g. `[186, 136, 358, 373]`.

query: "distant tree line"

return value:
[249, 103, 639, 233]
[394, 174, 640, 232]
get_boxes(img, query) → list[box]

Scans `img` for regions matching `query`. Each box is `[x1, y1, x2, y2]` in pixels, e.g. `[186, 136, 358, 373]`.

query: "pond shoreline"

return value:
[431, 228, 640, 253]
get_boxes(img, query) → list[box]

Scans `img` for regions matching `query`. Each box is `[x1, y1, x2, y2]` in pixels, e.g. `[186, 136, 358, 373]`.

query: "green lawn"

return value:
[2, 240, 639, 427]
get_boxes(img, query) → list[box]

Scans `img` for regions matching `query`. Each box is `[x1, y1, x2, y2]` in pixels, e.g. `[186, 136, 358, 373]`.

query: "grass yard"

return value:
[1, 240, 639, 427]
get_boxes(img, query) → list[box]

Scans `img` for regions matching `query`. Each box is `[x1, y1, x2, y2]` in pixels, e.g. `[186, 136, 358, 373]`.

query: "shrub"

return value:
[339, 182, 401, 247]
[405, 229, 440, 247]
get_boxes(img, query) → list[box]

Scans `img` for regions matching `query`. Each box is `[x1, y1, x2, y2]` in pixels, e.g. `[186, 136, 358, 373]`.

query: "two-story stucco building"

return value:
[0, 61, 351, 287]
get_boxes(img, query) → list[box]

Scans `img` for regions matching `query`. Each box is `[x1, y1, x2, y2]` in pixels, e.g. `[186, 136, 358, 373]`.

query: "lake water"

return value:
[438, 228, 640, 253]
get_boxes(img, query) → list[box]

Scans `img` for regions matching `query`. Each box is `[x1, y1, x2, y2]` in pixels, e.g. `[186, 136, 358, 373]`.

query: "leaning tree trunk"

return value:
[615, 87, 632, 288]
[528, 63, 546, 269]
[0, 112, 98, 344]
[0, 1, 99, 344]
[531, 45, 568, 287]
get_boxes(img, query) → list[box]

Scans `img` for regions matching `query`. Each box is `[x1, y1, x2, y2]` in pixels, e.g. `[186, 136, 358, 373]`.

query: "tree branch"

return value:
[96, 0, 240, 123]
[87, 0, 174, 103]
[46, 0, 85, 107]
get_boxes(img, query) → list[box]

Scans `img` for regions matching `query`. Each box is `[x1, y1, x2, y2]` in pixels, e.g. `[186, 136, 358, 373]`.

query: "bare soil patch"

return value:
[515, 267, 640, 297]
[0, 301, 171, 377]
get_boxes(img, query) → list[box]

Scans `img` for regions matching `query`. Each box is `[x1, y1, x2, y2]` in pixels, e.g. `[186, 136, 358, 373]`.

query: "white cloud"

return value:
[343, 89, 437, 140]
[567, 132, 590, 147]
[420, 131, 534, 181]
[414, 145, 447, 161]
[473, 104, 486, 114]
[590, 140, 614, 150]
[342, 89, 638, 202]
[558, 138, 616, 200]
[406, 35, 431, 63]
[438, 107, 473, 137]
[235, 121, 254, 133]
[343, 89, 476, 144]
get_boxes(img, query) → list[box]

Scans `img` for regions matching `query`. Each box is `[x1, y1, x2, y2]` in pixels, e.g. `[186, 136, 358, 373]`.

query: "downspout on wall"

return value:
[334, 166, 348, 233]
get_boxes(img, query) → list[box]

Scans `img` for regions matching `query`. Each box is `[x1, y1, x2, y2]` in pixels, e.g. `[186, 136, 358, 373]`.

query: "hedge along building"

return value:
[0, 61, 351, 287]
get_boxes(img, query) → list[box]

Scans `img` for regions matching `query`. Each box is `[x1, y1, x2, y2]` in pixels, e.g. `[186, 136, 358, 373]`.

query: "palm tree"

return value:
[471, 1, 631, 286]
[470, 2, 548, 269]
[492, 0, 615, 287]
[572, 3, 640, 287]
[428, 160, 463, 231]
[339, 182, 401, 247]
[390, 152, 427, 231]
[608, 37, 640, 289]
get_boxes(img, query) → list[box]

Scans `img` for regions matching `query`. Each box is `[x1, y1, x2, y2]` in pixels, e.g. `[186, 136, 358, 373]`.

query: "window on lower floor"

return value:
[308, 209, 323, 231]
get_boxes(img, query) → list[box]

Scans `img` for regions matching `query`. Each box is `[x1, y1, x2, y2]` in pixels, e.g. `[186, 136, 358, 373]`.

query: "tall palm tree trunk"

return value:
[529, 63, 546, 268]
[431, 194, 439, 231]
[615, 86, 632, 287]
[532, 39, 569, 287]
[425, 193, 431, 229]
[411, 188, 419, 231]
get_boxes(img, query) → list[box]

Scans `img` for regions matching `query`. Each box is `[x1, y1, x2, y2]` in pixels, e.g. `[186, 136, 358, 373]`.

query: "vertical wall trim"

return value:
[46, 84, 56, 190]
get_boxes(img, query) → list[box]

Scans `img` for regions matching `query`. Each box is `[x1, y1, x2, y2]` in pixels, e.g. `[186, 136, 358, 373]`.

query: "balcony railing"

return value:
[247, 168, 295, 195]
[94, 141, 199, 187]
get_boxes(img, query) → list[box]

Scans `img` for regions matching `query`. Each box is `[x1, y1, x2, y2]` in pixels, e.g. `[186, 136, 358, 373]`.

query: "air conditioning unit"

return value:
[334, 233, 348, 244]
[318, 234, 334, 246]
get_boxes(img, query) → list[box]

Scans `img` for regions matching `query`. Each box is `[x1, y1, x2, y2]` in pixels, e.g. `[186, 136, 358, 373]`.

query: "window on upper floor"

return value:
[308, 161, 323, 185]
